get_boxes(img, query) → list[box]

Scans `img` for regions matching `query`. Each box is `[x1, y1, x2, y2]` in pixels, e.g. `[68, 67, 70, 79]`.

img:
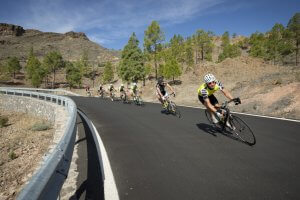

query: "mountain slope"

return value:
[0, 23, 119, 65]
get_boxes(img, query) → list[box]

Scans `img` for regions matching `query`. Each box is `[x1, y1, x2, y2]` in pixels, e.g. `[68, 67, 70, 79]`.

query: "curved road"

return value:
[71, 96, 300, 200]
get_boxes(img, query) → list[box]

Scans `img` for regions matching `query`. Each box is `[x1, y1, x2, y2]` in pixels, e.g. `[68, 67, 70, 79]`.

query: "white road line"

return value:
[176, 103, 300, 123]
[90, 122, 119, 200]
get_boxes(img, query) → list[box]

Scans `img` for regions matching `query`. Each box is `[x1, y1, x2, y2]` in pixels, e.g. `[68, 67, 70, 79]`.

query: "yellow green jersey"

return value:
[197, 81, 224, 98]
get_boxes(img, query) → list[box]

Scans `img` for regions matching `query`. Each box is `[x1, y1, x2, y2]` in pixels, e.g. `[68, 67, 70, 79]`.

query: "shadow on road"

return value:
[69, 114, 104, 200]
[196, 123, 253, 146]
[196, 123, 218, 137]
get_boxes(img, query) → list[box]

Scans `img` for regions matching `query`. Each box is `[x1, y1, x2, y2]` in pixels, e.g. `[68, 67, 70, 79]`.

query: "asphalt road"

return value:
[71, 96, 300, 200]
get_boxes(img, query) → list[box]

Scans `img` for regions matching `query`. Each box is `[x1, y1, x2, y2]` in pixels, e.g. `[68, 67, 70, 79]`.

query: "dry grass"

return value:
[0, 109, 54, 199]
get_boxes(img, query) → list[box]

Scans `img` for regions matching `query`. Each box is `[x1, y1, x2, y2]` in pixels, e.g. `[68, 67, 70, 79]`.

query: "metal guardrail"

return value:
[0, 87, 81, 96]
[0, 88, 77, 200]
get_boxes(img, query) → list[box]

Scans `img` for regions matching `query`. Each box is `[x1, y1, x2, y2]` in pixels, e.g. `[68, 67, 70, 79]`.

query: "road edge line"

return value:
[90, 122, 119, 200]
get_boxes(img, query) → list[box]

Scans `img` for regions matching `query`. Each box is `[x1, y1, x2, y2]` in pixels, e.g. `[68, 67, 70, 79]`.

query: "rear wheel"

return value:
[229, 115, 256, 146]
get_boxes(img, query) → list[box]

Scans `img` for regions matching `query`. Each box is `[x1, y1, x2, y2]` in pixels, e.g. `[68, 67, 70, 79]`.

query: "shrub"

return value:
[0, 116, 8, 128]
[31, 122, 51, 131]
[9, 151, 18, 160]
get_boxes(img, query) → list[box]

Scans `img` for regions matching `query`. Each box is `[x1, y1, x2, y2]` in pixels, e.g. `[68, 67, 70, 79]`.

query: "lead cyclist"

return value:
[198, 74, 240, 125]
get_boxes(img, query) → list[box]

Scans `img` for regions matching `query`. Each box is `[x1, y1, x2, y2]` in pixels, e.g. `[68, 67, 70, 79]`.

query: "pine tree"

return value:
[193, 29, 214, 63]
[287, 12, 300, 66]
[185, 37, 194, 69]
[169, 34, 185, 63]
[163, 56, 182, 82]
[102, 61, 114, 83]
[43, 51, 65, 88]
[119, 32, 145, 83]
[6, 57, 21, 79]
[218, 31, 241, 62]
[66, 61, 82, 89]
[144, 21, 165, 79]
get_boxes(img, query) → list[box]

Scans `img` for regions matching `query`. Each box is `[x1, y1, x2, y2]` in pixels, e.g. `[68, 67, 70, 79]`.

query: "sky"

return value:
[0, 0, 299, 50]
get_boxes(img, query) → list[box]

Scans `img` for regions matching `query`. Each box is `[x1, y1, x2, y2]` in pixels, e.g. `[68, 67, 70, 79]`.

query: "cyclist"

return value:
[156, 77, 176, 109]
[198, 73, 240, 124]
[98, 84, 104, 97]
[85, 85, 91, 96]
[108, 84, 116, 101]
[130, 82, 139, 100]
[119, 83, 127, 100]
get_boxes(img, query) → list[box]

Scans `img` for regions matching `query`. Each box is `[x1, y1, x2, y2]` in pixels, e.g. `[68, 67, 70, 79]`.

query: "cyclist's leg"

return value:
[199, 95, 218, 123]
[209, 95, 221, 123]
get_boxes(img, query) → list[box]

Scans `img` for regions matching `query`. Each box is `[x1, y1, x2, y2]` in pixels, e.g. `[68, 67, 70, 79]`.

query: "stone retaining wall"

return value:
[0, 94, 59, 124]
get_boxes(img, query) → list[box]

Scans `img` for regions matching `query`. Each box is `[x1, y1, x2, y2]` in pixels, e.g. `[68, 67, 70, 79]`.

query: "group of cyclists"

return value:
[85, 73, 241, 125]
[93, 82, 140, 102]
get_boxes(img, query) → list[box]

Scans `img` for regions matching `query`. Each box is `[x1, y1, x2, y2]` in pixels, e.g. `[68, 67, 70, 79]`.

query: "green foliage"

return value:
[102, 61, 114, 83]
[249, 32, 267, 58]
[119, 33, 145, 82]
[43, 51, 65, 88]
[6, 57, 21, 79]
[0, 115, 8, 128]
[218, 31, 241, 62]
[66, 61, 82, 88]
[26, 49, 45, 87]
[169, 34, 185, 63]
[287, 12, 300, 65]
[144, 21, 165, 79]
[30, 122, 51, 131]
[8, 151, 18, 160]
[80, 51, 91, 76]
[185, 37, 194, 69]
[163, 56, 182, 81]
[193, 29, 214, 63]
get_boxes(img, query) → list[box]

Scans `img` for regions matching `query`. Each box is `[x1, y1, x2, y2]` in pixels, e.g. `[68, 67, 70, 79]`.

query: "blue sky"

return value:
[0, 0, 299, 50]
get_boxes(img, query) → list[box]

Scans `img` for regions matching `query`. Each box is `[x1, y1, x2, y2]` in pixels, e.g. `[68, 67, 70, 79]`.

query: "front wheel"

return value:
[230, 115, 256, 146]
[169, 101, 181, 118]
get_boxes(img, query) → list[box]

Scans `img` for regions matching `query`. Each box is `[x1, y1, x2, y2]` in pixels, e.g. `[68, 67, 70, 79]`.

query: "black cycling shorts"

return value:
[198, 94, 219, 106]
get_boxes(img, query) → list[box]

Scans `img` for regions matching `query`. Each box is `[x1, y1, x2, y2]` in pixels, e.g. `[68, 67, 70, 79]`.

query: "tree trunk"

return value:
[52, 70, 55, 89]
[154, 53, 157, 80]
[143, 77, 145, 86]
[201, 48, 204, 61]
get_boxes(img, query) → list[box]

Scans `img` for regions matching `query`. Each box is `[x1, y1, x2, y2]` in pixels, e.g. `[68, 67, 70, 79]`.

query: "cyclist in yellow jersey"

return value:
[198, 74, 239, 124]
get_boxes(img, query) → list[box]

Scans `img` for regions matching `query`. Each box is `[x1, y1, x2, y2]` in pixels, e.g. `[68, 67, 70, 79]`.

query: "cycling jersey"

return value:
[109, 86, 114, 92]
[197, 81, 224, 98]
[119, 86, 125, 92]
[156, 83, 166, 96]
[131, 85, 137, 93]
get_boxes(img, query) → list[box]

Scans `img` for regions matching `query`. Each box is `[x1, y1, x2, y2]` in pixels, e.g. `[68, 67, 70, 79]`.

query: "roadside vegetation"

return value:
[0, 12, 298, 89]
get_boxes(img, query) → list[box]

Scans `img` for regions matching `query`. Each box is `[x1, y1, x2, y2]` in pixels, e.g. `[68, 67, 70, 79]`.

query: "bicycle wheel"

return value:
[170, 102, 181, 118]
[205, 109, 214, 124]
[230, 115, 256, 146]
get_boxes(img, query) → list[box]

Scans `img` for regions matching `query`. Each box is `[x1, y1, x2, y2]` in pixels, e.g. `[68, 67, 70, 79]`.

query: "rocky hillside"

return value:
[0, 23, 120, 65]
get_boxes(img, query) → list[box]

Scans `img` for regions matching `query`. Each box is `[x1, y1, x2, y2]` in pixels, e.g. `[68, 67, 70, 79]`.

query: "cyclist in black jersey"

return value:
[156, 77, 175, 108]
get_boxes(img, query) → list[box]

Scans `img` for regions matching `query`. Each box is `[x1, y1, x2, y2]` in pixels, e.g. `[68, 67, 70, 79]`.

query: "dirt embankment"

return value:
[0, 110, 54, 199]
[79, 56, 300, 120]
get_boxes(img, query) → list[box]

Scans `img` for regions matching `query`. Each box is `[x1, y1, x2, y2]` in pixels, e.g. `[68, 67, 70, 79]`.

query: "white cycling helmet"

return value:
[204, 74, 216, 83]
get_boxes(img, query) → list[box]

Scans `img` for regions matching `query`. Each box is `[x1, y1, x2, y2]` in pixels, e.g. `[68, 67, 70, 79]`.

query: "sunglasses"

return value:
[207, 81, 216, 85]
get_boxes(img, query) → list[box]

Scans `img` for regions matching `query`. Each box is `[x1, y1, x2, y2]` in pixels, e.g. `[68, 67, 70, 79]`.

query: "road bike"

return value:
[109, 91, 116, 101]
[205, 98, 256, 146]
[163, 93, 181, 118]
[120, 91, 129, 104]
[132, 93, 144, 106]
[98, 89, 105, 98]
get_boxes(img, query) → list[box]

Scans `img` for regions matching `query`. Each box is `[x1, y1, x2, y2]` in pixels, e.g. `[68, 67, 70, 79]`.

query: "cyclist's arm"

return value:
[221, 88, 234, 100]
[166, 83, 175, 94]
